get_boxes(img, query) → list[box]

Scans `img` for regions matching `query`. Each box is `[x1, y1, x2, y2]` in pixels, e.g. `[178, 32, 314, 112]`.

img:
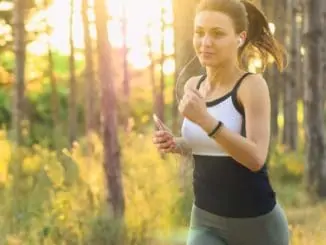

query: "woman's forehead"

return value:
[194, 10, 234, 31]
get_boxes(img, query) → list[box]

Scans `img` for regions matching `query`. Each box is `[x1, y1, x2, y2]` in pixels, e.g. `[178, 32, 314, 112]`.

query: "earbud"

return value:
[238, 38, 243, 47]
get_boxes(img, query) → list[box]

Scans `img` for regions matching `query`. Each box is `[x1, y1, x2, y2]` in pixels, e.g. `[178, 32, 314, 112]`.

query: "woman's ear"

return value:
[238, 31, 247, 47]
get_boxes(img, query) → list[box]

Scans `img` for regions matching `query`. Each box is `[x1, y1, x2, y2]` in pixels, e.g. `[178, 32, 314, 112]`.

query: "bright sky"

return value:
[26, 0, 175, 72]
[0, 0, 269, 74]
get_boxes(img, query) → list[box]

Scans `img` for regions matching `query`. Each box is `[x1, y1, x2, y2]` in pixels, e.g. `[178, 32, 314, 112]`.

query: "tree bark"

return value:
[286, 0, 299, 151]
[121, 4, 130, 130]
[12, 0, 26, 146]
[303, 0, 326, 198]
[44, 0, 59, 149]
[94, 0, 125, 218]
[273, 0, 287, 143]
[82, 0, 96, 153]
[69, 0, 77, 146]
[322, 0, 326, 102]
[157, 5, 166, 124]
[172, 0, 202, 134]
[146, 24, 157, 118]
[263, 0, 279, 141]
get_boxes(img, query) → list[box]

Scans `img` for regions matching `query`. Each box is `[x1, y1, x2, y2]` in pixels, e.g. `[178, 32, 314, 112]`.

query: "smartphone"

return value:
[153, 113, 164, 130]
[153, 113, 172, 133]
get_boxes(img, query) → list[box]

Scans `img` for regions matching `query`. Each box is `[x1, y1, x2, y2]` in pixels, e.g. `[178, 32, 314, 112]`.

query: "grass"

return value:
[1, 128, 326, 245]
[149, 183, 326, 245]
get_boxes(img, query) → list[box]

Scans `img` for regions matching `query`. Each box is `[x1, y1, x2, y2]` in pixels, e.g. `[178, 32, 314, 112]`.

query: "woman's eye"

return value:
[194, 30, 223, 38]
[211, 31, 222, 37]
[195, 30, 204, 36]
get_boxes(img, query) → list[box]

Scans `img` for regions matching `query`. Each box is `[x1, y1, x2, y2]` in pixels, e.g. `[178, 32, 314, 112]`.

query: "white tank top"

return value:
[181, 73, 251, 156]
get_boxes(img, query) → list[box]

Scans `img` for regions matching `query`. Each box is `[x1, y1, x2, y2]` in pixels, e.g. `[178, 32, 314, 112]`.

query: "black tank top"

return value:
[181, 73, 276, 218]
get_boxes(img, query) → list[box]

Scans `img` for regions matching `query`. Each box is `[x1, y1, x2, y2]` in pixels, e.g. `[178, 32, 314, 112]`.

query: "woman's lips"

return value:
[201, 51, 215, 58]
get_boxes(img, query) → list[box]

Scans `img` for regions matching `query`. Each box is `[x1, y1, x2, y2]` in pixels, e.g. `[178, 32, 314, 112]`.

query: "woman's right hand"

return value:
[153, 130, 177, 153]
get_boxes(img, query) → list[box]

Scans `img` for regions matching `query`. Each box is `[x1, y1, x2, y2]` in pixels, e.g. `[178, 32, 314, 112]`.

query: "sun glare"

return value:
[27, 0, 175, 74]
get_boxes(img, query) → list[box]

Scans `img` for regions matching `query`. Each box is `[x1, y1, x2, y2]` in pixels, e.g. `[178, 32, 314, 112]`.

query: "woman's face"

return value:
[193, 10, 241, 67]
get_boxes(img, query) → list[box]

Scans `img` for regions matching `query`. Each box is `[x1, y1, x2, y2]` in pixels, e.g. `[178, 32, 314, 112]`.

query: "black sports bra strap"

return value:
[231, 72, 253, 95]
[231, 72, 253, 116]
[196, 74, 207, 90]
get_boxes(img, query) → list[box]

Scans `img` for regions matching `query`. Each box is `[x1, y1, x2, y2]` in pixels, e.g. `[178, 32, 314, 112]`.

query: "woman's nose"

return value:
[202, 34, 213, 47]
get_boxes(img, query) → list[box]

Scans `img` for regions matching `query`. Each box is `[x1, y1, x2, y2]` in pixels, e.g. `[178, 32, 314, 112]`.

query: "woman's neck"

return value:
[205, 65, 243, 89]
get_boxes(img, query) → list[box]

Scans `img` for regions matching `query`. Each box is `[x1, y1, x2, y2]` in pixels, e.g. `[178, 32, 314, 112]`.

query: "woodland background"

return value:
[0, 0, 326, 244]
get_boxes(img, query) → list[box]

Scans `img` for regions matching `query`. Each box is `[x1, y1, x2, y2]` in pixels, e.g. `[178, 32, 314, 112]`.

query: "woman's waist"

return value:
[193, 179, 276, 217]
[192, 155, 268, 180]
[192, 156, 273, 197]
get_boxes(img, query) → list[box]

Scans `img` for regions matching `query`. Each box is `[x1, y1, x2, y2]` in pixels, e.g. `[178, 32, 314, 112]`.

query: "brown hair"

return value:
[195, 0, 287, 72]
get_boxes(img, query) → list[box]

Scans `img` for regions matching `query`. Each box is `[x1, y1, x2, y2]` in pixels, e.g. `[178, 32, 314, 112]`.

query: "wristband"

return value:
[208, 121, 223, 138]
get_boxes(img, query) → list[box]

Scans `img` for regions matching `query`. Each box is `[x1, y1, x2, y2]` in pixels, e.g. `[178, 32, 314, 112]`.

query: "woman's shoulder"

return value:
[237, 72, 270, 107]
[184, 74, 206, 92]
[238, 72, 268, 95]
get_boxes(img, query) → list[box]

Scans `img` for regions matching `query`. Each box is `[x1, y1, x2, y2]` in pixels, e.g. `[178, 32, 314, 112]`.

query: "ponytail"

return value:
[239, 0, 287, 72]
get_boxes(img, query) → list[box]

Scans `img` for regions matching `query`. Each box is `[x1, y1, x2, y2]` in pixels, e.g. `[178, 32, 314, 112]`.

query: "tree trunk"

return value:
[120, 4, 130, 131]
[282, 0, 298, 151]
[172, 0, 202, 133]
[94, 0, 125, 218]
[157, 5, 166, 124]
[303, 0, 326, 198]
[273, 0, 286, 143]
[44, 0, 59, 149]
[122, 5, 129, 99]
[82, 0, 96, 153]
[263, 0, 279, 141]
[323, 0, 326, 102]
[122, 5, 130, 128]
[47, 30, 59, 149]
[12, 0, 26, 146]
[281, 0, 287, 147]
[69, 0, 77, 146]
[287, 0, 299, 151]
[146, 24, 157, 118]
[265, 64, 279, 142]
[301, 0, 308, 137]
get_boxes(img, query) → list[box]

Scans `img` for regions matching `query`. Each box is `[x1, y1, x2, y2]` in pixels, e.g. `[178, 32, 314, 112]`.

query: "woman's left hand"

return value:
[178, 88, 209, 125]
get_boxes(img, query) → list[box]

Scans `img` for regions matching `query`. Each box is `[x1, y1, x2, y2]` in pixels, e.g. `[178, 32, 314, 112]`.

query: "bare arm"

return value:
[197, 74, 271, 172]
[170, 76, 200, 155]
[153, 76, 200, 155]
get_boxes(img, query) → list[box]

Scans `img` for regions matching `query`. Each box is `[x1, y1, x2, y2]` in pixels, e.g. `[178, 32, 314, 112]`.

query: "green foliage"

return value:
[0, 132, 109, 244]
[0, 130, 124, 244]
[120, 130, 183, 240]
[0, 51, 15, 72]
[269, 143, 305, 183]
[0, 126, 326, 245]
[117, 75, 176, 132]
[0, 51, 325, 243]
[49, 51, 84, 76]
[0, 89, 11, 125]
[0, 82, 85, 148]
[0, 129, 186, 244]
[118, 87, 153, 131]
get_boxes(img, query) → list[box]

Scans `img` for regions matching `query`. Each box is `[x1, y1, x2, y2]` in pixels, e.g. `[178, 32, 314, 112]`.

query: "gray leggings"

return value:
[187, 203, 289, 245]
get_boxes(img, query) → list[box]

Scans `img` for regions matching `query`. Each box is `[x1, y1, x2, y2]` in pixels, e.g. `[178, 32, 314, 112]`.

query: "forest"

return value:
[0, 0, 326, 244]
